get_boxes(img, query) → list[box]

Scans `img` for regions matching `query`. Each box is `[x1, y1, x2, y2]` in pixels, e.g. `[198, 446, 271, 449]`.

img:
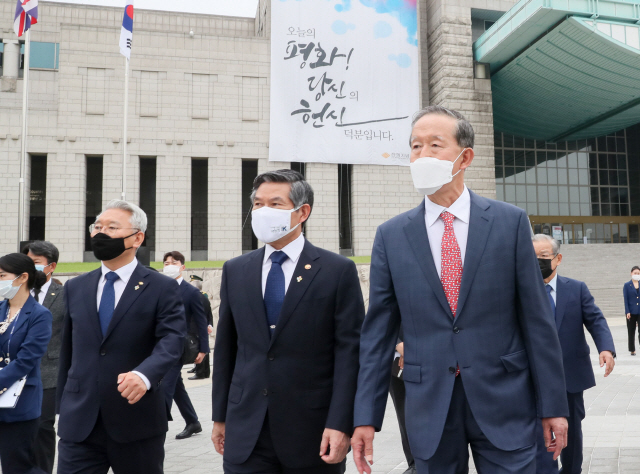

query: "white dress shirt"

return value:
[31, 278, 52, 304]
[424, 186, 470, 278]
[176, 276, 184, 286]
[261, 234, 305, 297]
[546, 273, 558, 304]
[96, 258, 150, 390]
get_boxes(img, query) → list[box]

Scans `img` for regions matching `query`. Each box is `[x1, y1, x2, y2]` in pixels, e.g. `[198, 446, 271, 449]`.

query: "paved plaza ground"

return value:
[161, 314, 640, 474]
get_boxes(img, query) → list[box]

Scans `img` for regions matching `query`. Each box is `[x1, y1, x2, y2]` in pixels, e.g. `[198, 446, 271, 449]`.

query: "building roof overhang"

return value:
[473, 0, 640, 141]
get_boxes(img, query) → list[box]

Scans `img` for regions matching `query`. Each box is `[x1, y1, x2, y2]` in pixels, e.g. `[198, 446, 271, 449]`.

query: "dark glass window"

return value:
[291, 162, 306, 177]
[191, 159, 208, 257]
[85, 156, 103, 251]
[242, 160, 258, 252]
[29, 155, 47, 241]
[338, 164, 353, 254]
[139, 158, 157, 251]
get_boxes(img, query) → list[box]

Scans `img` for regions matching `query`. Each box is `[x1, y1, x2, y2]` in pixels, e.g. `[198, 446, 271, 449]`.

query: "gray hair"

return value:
[410, 105, 475, 149]
[532, 233, 560, 254]
[98, 200, 148, 233]
[250, 169, 314, 210]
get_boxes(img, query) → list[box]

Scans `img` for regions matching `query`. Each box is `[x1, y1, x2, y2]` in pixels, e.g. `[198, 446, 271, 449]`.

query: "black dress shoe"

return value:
[188, 375, 208, 380]
[176, 421, 202, 439]
[187, 367, 196, 373]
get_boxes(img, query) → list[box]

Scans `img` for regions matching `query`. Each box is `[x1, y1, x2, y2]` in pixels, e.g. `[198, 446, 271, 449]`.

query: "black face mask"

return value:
[538, 257, 555, 280]
[91, 231, 138, 262]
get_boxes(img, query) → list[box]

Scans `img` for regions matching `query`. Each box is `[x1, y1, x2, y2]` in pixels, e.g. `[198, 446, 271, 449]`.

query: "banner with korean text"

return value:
[270, 0, 419, 166]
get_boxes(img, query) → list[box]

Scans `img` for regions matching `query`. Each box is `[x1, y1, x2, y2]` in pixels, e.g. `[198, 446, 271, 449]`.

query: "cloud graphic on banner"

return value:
[374, 21, 392, 38]
[335, 0, 352, 12]
[332, 20, 356, 34]
[389, 53, 411, 68]
[360, 0, 417, 46]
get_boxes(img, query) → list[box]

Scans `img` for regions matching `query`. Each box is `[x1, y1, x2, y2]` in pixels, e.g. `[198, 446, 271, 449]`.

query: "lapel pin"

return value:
[51, 293, 55, 296]
[297, 276, 303, 282]
[139, 282, 144, 285]
[134, 285, 140, 290]
[305, 264, 311, 270]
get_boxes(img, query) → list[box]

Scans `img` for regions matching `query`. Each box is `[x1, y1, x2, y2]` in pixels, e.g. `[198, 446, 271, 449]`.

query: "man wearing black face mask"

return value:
[532, 234, 615, 474]
[56, 200, 186, 474]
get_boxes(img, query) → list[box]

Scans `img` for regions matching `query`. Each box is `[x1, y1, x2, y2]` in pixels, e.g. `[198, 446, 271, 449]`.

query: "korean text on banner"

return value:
[270, 0, 419, 166]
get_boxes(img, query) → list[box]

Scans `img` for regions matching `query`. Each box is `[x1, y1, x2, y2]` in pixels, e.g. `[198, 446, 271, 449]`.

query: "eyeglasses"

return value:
[89, 224, 140, 236]
[537, 253, 557, 259]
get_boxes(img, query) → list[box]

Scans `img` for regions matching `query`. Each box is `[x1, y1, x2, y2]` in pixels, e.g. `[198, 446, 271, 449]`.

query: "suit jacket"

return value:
[354, 191, 569, 461]
[555, 276, 615, 393]
[202, 292, 214, 326]
[212, 240, 364, 468]
[179, 280, 209, 353]
[0, 296, 52, 422]
[40, 280, 65, 389]
[56, 262, 186, 443]
[623, 280, 640, 315]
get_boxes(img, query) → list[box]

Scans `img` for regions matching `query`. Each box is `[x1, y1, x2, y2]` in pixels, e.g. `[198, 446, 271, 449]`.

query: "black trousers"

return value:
[32, 387, 57, 473]
[57, 413, 165, 474]
[0, 418, 41, 474]
[195, 352, 211, 378]
[414, 376, 536, 474]
[223, 414, 345, 474]
[535, 391, 585, 474]
[627, 314, 640, 352]
[389, 375, 414, 468]
[164, 361, 199, 425]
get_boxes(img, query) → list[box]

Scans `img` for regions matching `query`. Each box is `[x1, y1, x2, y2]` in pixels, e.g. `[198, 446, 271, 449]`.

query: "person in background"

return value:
[389, 336, 415, 474]
[162, 251, 209, 439]
[56, 200, 185, 474]
[624, 266, 640, 356]
[188, 275, 213, 380]
[22, 241, 64, 474]
[532, 234, 615, 474]
[0, 253, 52, 474]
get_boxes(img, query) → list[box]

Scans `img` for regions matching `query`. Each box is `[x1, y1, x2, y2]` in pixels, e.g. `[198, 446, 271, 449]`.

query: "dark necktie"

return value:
[99, 272, 120, 336]
[264, 251, 288, 337]
[546, 285, 556, 320]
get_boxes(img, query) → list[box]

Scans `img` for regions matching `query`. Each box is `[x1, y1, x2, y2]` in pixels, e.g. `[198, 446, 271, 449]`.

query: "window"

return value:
[338, 164, 353, 255]
[85, 156, 103, 252]
[242, 160, 258, 252]
[291, 162, 306, 177]
[29, 155, 47, 241]
[20, 42, 59, 71]
[191, 159, 208, 260]
[139, 158, 157, 252]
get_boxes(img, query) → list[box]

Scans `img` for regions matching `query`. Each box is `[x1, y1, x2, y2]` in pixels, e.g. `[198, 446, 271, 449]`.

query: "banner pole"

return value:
[122, 55, 129, 200]
[17, 28, 31, 250]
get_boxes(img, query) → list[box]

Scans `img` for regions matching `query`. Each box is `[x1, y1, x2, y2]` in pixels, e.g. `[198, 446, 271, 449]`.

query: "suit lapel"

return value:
[554, 277, 568, 331]
[104, 264, 150, 340]
[42, 280, 61, 309]
[270, 241, 321, 346]
[455, 192, 494, 320]
[403, 200, 453, 319]
[84, 269, 103, 341]
[12, 296, 36, 333]
[243, 248, 271, 346]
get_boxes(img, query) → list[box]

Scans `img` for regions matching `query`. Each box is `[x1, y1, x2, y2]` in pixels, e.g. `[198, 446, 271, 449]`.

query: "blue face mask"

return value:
[35, 263, 52, 274]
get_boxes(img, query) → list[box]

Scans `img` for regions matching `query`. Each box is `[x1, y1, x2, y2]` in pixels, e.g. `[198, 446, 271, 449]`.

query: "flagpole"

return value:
[122, 56, 129, 200]
[17, 28, 31, 250]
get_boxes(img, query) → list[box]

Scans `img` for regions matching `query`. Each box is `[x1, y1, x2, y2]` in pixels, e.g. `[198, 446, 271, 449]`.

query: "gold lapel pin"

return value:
[51, 293, 55, 296]
[297, 276, 303, 282]
[139, 282, 144, 285]
[134, 285, 140, 290]
[305, 264, 311, 270]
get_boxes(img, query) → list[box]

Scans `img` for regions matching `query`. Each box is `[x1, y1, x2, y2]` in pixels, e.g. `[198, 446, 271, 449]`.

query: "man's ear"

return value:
[299, 203, 312, 224]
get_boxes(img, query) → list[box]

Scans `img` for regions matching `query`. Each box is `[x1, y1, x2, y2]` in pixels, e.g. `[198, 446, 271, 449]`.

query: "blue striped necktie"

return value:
[264, 251, 288, 337]
[99, 272, 119, 336]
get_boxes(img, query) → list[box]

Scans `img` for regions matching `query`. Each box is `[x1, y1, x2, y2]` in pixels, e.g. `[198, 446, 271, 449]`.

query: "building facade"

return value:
[1, 0, 638, 262]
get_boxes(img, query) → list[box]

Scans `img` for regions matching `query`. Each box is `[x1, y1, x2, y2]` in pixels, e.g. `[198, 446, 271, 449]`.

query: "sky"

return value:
[45, 0, 260, 18]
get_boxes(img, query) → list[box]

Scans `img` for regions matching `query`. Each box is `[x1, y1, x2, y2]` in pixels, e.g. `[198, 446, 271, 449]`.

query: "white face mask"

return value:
[632, 274, 640, 282]
[251, 206, 301, 244]
[162, 265, 182, 279]
[0, 277, 22, 300]
[410, 148, 467, 195]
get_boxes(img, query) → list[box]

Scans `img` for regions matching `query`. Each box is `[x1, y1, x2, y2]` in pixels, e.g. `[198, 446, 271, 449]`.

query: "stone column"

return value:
[1, 39, 19, 92]
[304, 163, 339, 254]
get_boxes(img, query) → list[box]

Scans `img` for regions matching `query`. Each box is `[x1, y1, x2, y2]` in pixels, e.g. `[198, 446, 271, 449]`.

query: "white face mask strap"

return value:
[451, 148, 467, 178]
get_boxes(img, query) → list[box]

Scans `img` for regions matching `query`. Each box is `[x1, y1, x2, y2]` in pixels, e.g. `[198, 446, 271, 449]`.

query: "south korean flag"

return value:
[119, 2, 134, 59]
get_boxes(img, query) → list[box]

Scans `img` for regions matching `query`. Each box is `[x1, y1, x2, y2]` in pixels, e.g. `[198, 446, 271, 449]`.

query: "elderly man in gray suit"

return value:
[23, 241, 65, 474]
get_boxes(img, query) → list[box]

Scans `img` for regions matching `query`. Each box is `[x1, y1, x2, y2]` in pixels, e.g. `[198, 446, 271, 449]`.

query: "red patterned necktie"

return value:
[440, 210, 462, 376]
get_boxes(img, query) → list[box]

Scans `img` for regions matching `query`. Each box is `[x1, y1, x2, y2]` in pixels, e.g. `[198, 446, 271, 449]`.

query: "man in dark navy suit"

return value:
[212, 169, 364, 474]
[161, 250, 209, 440]
[352, 106, 569, 474]
[56, 200, 186, 474]
[533, 234, 615, 474]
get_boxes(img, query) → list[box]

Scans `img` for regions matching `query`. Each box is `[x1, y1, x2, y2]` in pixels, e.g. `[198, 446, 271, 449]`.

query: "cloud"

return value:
[388, 53, 411, 68]
[374, 21, 392, 38]
[332, 20, 356, 34]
